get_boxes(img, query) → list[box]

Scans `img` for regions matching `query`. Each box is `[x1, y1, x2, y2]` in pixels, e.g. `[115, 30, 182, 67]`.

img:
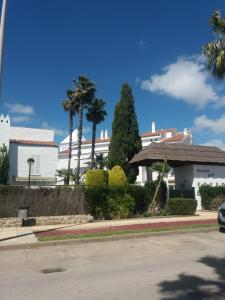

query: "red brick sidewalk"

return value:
[35, 219, 217, 238]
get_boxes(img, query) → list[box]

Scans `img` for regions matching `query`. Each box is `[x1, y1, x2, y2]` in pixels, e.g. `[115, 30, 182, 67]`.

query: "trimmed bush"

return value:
[85, 169, 109, 187]
[125, 184, 150, 214]
[85, 186, 110, 219]
[167, 198, 197, 215]
[109, 165, 127, 186]
[199, 184, 225, 210]
[108, 193, 135, 219]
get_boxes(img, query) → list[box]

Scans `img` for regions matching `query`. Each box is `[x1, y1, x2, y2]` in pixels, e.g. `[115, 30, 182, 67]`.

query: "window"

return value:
[30, 155, 41, 175]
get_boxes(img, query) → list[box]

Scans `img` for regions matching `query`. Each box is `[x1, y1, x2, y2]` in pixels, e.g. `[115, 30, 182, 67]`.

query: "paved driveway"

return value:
[0, 230, 224, 299]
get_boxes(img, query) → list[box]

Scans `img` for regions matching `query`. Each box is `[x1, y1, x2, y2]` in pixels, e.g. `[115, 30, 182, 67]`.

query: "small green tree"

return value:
[56, 169, 77, 185]
[0, 144, 9, 185]
[148, 158, 171, 213]
[108, 83, 142, 183]
[202, 11, 225, 79]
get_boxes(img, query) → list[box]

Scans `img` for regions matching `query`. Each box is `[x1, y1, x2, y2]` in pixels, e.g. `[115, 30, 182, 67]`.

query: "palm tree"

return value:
[62, 89, 79, 185]
[56, 169, 77, 185]
[73, 75, 96, 183]
[202, 11, 225, 79]
[148, 158, 171, 213]
[86, 99, 107, 169]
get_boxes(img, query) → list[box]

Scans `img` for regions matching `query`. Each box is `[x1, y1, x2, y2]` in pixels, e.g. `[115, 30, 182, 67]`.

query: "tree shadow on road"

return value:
[159, 255, 225, 299]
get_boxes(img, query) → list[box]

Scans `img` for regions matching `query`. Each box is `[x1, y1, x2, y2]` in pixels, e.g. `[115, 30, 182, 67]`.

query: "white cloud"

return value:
[202, 139, 225, 150]
[138, 40, 148, 50]
[11, 115, 32, 123]
[141, 56, 219, 108]
[194, 115, 225, 134]
[41, 122, 67, 137]
[4, 103, 34, 115]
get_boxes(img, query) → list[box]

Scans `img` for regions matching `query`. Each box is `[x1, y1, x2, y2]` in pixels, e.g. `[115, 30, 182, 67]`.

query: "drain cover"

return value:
[41, 267, 66, 274]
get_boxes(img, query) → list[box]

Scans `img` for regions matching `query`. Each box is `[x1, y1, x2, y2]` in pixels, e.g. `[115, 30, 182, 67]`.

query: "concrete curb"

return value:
[0, 226, 218, 251]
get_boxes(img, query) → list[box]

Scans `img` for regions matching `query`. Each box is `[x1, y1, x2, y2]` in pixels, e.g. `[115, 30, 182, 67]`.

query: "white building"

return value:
[0, 115, 58, 186]
[58, 121, 192, 185]
[130, 142, 225, 210]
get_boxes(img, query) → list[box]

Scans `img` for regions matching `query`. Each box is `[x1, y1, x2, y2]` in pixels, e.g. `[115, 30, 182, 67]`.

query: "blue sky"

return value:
[1, 0, 225, 147]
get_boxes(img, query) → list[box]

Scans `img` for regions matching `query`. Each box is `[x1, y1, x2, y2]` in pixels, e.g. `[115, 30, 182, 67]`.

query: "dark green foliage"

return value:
[202, 11, 225, 79]
[108, 83, 142, 183]
[167, 198, 197, 215]
[85, 182, 167, 219]
[0, 145, 9, 185]
[145, 180, 168, 209]
[85, 186, 110, 219]
[85, 185, 148, 219]
[85, 169, 109, 186]
[108, 194, 135, 219]
[199, 184, 225, 210]
[125, 184, 151, 214]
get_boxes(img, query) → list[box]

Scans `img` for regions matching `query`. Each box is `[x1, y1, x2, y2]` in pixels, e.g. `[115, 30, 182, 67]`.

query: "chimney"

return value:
[100, 130, 104, 139]
[184, 128, 188, 136]
[105, 129, 108, 139]
[152, 121, 156, 133]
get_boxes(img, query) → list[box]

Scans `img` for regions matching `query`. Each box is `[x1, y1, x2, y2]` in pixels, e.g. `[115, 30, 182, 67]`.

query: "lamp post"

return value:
[27, 158, 35, 188]
[0, 0, 7, 97]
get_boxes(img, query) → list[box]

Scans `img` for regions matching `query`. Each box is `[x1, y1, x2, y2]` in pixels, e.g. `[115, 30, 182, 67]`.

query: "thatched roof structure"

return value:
[130, 143, 225, 167]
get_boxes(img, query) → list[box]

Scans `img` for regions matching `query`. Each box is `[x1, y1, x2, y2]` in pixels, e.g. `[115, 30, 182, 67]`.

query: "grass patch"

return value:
[38, 223, 218, 242]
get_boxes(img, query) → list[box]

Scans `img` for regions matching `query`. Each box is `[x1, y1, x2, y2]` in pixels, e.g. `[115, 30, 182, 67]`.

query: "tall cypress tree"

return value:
[108, 83, 142, 183]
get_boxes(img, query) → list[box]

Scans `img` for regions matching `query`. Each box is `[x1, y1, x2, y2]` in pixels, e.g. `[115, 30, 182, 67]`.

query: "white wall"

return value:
[193, 164, 225, 210]
[10, 127, 54, 142]
[175, 165, 194, 190]
[9, 144, 57, 184]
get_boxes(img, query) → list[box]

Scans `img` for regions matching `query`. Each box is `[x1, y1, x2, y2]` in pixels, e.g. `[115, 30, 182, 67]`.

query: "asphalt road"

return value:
[0, 231, 225, 300]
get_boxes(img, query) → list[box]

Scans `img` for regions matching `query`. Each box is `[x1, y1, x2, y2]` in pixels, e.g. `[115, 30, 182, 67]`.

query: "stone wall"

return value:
[35, 214, 93, 226]
[0, 218, 22, 227]
[0, 215, 93, 227]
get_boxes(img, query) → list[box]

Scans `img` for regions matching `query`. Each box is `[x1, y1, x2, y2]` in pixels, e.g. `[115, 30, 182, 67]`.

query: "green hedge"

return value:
[85, 182, 168, 219]
[108, 193, 135, 219]
[85, 185, 150, 219]
[85, 169, 109, 187]
[167, 198, 197, 215]
[199, 184, 225, 210]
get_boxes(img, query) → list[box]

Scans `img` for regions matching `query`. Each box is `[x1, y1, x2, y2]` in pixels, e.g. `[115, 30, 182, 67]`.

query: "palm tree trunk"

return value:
[148, 162, 166, 213]
[66, 111, 73, 185]
[76, 102, 83, 184]
[90, 121, 96, 169]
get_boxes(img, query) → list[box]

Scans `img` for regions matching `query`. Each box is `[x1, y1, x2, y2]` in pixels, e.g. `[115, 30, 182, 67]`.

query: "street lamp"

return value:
[27, 158, 35, 188]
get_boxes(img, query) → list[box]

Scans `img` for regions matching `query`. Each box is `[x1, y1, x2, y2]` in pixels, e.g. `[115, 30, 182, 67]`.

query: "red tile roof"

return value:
[161, 133, 185, 143]
[141, 128, 176, 138]
[82, 138, 110, 145]
[10, 139, 58, 147]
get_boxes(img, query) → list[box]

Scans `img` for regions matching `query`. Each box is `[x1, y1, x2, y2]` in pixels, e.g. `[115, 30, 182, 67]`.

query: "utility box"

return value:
[18, 207, 28, 219]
